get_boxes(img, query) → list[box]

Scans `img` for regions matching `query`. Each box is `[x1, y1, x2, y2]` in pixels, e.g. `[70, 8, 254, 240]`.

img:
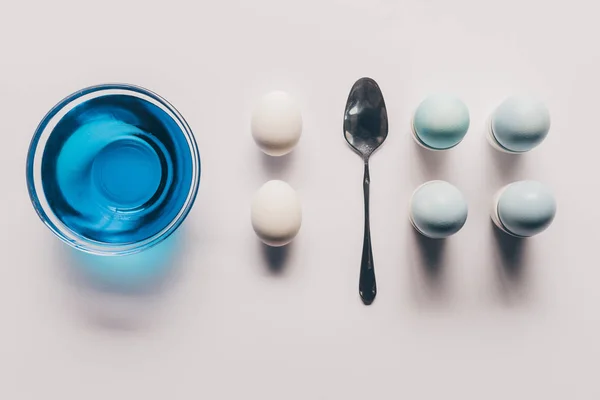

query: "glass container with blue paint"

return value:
[27, 84, 200, 255]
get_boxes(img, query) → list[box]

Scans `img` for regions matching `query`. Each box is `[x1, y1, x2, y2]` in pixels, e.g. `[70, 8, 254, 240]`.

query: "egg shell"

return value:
[251, 91, 302, 156]
[410, 181, 468, 239]
[490, 96, 550, 153]
[494, 180, 556, 237]
[412, 94, 470, 150]
[251, 180, 302, 247]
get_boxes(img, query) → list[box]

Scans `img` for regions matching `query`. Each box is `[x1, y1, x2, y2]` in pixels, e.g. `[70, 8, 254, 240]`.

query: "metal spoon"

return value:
[343, 77, 388, 305]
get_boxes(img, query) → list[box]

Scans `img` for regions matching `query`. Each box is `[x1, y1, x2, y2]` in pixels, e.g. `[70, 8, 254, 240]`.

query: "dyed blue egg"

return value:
[410, 181, 468, 239]
[490, 96, 550, 153]
[412, 94, 470, 150]
[496, 181, 556, 237]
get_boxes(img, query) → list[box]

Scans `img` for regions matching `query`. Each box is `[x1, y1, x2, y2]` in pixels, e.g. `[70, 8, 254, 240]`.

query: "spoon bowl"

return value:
[344, 78, 389, 159]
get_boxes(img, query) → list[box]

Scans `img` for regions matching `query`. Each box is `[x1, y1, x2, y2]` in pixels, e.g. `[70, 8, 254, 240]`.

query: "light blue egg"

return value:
[491, 96, 550, 153]
[413, 94, 470, 150]
[497, 181, 556, 237]
[410, 181, 468, 239]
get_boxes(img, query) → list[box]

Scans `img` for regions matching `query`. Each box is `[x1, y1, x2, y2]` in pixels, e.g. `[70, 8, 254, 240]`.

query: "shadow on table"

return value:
[486, 131, 525, 180]
[57, 229, 188, 330]
[413, 137, 450, 178]
[491, 222, 531, 302]
[260, 241, 293, 275]
[408, 227, 449, 304]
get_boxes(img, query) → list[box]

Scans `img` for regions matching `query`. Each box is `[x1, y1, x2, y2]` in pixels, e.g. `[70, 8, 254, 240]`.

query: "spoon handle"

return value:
[359, 161, 377, 305]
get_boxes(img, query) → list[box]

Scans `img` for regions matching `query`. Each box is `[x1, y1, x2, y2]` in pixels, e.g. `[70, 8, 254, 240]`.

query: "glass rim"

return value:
[26, 83, 200, 256]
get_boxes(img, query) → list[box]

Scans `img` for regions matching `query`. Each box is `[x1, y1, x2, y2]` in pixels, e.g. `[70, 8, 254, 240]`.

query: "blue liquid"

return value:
[41, 95, 194, 244]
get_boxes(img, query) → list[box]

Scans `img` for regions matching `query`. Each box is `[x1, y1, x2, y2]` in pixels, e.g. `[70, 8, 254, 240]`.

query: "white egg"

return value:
[251, 180, 302, 246]
[251, 91, 302, 156]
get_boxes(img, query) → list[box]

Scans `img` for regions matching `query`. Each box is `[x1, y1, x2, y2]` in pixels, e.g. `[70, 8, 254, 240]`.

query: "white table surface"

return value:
[1, 0, 598, 398]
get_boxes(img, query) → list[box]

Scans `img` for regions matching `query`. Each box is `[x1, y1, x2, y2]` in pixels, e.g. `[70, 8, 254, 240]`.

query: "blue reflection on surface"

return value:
[69, 230, 182, 292]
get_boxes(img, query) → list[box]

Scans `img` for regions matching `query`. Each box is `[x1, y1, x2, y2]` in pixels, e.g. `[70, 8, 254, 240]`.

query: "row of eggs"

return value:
[249, 90, 554, 246]
[251, 91, 551, 156]
[251, 179, 557, 247]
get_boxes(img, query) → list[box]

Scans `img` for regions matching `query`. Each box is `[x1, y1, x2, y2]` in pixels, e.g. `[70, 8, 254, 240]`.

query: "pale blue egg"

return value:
[410, 181, 468, 239]
[413, 94, 470, 150]
[490, 96, 550, 153]
[497, 181, 556, 237]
